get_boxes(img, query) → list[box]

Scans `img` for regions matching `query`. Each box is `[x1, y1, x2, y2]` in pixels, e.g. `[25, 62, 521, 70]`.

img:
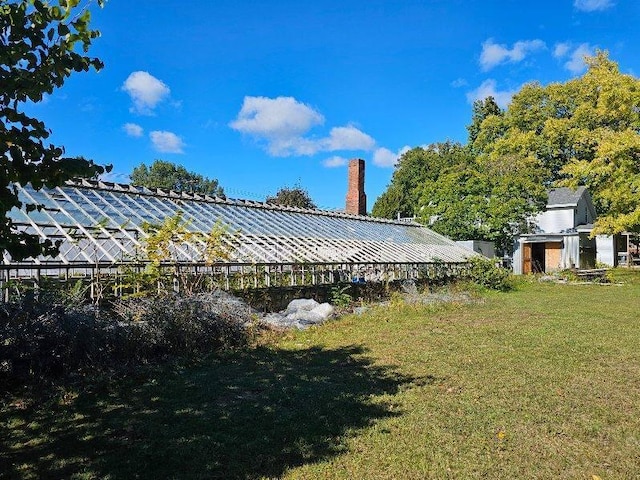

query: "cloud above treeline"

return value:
[466, 79, 518, 108]
[479, 38, 546, 71]
[122, 71, 170, 115]
[123, 122, 143, 137]
[322, 156, 349, 168]
[120, 72, 186, 154]
[322, 145, 411, 169]
[553, 42, 595, 74]
[230, 95, 404, 166]
[468, 37, 599, 107]
[372, 146, 411, 168]
[229, 96, 323, 143]
[150, 131, 185, 154]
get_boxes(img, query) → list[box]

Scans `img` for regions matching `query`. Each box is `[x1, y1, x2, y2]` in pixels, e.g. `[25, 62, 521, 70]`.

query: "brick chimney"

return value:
[345, 158, 366, 215]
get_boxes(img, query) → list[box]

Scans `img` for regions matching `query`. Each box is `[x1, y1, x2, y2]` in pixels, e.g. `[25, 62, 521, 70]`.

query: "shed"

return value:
[513, 187, 597, 274]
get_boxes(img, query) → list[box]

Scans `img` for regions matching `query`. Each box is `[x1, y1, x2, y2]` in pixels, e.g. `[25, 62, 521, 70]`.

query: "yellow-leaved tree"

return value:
[471, 51, 640, 235]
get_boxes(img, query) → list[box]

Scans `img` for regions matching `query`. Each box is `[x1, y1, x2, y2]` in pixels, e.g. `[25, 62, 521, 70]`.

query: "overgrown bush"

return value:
[0, 291, 254, 387]
[329, 285, 353, 308]
[112, 292, 254, 358]
[465, 256, 512, 291]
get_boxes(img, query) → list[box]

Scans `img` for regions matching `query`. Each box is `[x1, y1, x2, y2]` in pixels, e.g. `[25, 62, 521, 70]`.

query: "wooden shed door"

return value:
[523, 243, 532, 274]
[545, 242, 562, 272]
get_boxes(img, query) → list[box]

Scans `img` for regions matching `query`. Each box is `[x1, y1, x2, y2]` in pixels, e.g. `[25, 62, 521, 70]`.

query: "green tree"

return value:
[130, 160, 225, 197]
[418, 154, 546, 254]
[371, 143, 470, 219]
[467, 96, 502, 147]
[372, 140, 545, 254]
[1, 0, 109, 260]
[471, 51, 640, 235]
[266, 186, 316, 209]
[560, 56, 640, 234]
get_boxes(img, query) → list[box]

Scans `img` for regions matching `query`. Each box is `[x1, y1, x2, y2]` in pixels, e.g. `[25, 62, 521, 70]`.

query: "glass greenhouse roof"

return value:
[5, 180, 475, 265]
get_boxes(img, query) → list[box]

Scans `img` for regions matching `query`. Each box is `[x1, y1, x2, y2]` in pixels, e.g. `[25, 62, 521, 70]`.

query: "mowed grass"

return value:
[2, 273, 640, 479]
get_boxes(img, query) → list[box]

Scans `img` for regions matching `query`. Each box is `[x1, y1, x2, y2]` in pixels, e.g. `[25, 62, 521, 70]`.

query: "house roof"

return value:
[547, 186, 587, 207]
[5, 180, 474, 266]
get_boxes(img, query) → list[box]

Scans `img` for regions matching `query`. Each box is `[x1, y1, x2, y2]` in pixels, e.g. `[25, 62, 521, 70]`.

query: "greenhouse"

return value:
[2, 180, 475, 297]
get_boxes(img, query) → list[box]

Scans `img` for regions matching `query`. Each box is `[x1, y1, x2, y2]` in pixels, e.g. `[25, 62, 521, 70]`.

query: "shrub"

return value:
[112, 292, 253, 358]
[329, 286, 353, 308]
[465, 256, 512, 291]
[0, 291, 254, 386]
[0, 301, 108, 383]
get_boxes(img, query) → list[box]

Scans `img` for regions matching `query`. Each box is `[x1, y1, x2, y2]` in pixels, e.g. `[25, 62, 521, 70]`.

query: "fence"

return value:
[0, 260, 470, 303]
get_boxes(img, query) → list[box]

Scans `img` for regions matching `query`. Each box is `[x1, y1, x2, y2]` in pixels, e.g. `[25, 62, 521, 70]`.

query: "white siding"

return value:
[535, 208, 575, 233]
[561, 236, 580, 269]
[512, 240, 523, 274]
[577, 195, 596, 225]
[596, 235, 615, 266]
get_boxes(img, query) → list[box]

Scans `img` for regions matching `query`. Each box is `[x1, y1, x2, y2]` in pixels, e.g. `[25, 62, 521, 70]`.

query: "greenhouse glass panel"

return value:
[4, 181, 476, 267]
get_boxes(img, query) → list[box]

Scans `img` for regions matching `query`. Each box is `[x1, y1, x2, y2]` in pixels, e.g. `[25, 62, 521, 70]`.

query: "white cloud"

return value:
[230, 96, 324, 139]
[230, 96, 376, 157]
[574, 0, 614, 11]
[123, 122, 143, 137]
[323, 156, 349, 168]
[372, 146, 411, 168]
[564, 43, 594, 74]
[553, 42, 571, 58]
[552, 42, 594, 73]
[150, 131, 185, 154]
[466, 79, 517, 108]
[322, 126, 376, 151]
[122, 71, 170, 115]
[266, 137, 318, 156]
[479, 38, 546, 71]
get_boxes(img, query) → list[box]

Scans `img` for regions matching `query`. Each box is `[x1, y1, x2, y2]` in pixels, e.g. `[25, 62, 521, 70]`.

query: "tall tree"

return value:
[560, 55, 640, 234]
[471, 51, 640, 235]
[130, 160, 225, 197]
[266, 186, 316, 209]
[1, 0, 109, 260]
[467, 96, 502, 147]
[372, 142, 545, 254]
[417, 154, 546, 255]
[372, 143, 470, 219]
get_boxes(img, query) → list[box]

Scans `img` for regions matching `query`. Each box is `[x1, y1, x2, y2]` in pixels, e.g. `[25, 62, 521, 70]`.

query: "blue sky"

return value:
[27, 0, 639, 210]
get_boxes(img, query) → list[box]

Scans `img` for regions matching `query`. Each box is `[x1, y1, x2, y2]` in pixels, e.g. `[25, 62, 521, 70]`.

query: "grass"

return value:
[2, 271, 640, 479]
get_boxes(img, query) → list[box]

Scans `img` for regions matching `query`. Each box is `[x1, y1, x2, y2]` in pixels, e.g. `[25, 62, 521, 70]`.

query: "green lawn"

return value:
[2, 274, 640, 479]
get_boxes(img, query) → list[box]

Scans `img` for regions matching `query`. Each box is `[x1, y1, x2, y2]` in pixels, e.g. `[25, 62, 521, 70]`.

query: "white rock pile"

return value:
[261, 298, 335, 330]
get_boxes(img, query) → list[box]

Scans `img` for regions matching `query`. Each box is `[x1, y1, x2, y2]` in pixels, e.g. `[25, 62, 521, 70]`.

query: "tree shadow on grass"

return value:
[1, 345, 420, 479]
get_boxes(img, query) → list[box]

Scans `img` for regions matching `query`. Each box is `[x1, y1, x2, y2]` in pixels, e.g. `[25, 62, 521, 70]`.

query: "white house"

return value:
[513, 187, 600, 274]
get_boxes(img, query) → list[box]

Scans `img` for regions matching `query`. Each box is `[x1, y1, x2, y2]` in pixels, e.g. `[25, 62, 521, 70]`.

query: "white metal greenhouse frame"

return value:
[2, 180, 476, 297]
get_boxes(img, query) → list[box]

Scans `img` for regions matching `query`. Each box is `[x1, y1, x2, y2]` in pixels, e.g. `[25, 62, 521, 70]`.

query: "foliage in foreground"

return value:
[1, 0, 109, 260]
[0, 292, 252, 386]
